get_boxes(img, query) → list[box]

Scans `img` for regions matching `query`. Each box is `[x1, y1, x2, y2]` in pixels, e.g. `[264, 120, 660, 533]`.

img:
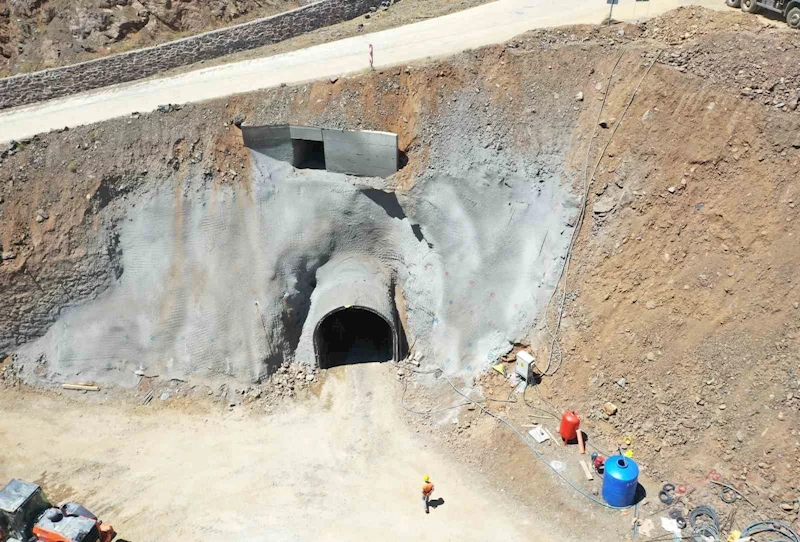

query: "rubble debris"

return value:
[157, 103, 183, 113]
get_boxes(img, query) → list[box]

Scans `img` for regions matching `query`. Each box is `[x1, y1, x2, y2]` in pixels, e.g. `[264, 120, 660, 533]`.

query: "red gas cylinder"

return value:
[559, 410, 581, 442]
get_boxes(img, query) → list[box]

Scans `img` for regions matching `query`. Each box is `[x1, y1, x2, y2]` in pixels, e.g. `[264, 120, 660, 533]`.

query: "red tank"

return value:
[559, 410, 581, 442]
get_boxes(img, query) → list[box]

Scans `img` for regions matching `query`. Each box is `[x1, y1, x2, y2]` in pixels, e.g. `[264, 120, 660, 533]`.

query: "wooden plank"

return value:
[62, 383, 100, 392]
[580, 460, 595, 481]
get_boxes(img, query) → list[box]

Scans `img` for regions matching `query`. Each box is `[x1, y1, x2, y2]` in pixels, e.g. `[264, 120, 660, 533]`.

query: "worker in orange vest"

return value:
[422, 475, 434, 514]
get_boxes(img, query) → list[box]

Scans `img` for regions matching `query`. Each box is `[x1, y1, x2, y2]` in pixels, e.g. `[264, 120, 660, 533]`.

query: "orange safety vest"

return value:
[422, 482, 434, 496]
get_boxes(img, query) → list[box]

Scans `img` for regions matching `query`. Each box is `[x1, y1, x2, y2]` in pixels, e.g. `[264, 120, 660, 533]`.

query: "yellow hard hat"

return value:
[423, 475, 430, 482]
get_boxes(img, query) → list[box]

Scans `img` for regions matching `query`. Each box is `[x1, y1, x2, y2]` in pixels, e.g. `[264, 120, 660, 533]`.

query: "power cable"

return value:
[398, 366, 517, 415]
[538, 47, 627, 376]
[540, 48, 663, 377]
[740, 520, 800, 542]
[400, 383, 472, 415]
[440, 373, 632, 510]
[522, 382, 560, 419]
[689, 504, 720, 542]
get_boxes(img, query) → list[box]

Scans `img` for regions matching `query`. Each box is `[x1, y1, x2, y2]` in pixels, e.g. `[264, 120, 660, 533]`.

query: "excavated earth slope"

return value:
[1, 5, 799, 528]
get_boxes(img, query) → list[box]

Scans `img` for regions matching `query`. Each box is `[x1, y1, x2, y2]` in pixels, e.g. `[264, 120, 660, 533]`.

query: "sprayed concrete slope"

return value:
[17, 114, 576, 384]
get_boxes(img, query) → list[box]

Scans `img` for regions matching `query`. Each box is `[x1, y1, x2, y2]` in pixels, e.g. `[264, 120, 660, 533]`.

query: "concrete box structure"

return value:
[241, 125, 294, 163]
[242, 124, 399, 178]
[322, 129, 399, 178]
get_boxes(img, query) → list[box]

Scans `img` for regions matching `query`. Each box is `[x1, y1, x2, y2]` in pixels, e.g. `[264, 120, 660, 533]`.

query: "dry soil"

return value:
[0, 363, 632, 541]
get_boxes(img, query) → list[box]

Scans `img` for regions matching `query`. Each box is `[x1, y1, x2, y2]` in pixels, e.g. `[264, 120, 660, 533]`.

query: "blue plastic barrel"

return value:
[602, 455, 639, 507]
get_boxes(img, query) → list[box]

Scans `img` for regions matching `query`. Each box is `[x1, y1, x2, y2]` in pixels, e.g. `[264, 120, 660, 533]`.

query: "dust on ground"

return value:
[0, 363, 632, 541]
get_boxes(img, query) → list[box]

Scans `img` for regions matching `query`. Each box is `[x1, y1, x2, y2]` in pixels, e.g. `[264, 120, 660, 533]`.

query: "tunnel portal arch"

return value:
[314, 305, 397, 369]
[295, 256, 405, 370]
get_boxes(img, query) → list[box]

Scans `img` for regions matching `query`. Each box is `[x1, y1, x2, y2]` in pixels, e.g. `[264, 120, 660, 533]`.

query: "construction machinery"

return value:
[0, 480, 115, 542]
[726, 0, 800, 29]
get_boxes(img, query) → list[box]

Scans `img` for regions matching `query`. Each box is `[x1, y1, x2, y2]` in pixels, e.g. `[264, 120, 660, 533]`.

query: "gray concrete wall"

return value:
[289, 126, 324, 142]
[10, 88, 579, 386]
[16, 154, 427, 385]
[15, 131, 577, 385]
[243, 124, 399, 178]
[323, 129, 398, 178]
[0, 0, 385, 110]
[241, 125, 294, 164]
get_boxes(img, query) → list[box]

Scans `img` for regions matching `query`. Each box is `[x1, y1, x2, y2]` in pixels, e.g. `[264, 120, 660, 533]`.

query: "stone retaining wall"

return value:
[0, 0, 385, 111]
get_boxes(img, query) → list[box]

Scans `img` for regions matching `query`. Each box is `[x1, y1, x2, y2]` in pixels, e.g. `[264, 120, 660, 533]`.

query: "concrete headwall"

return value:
[241, 125, 294, 163]
[0, 0, 385, 111]
[323, 129, 399, 178]
[243, 124, 399, 177]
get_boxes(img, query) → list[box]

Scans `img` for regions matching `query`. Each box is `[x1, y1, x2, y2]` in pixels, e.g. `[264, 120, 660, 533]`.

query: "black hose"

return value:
[740, 520, 800, 542]
[689, 505, 720, 542]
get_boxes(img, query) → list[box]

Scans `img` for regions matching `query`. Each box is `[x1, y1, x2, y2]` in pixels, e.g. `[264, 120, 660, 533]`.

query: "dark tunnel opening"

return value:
[292, 139, 326, 170]
[315, 307, 394, 369]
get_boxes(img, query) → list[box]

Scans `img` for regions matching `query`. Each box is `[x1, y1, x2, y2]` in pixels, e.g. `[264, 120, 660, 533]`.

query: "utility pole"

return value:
[607, 0, 618, 24]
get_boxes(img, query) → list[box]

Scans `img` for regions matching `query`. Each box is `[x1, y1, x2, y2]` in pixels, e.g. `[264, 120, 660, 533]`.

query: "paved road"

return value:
[0, 0, 723, 143]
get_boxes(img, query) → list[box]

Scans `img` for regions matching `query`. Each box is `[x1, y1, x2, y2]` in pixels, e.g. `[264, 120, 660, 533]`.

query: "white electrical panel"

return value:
[515, 350, 535, 381]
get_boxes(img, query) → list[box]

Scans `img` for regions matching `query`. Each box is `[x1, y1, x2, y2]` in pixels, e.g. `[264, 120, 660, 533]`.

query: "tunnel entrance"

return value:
[292, 139, 326, 170]
[315, 307, 394, 369]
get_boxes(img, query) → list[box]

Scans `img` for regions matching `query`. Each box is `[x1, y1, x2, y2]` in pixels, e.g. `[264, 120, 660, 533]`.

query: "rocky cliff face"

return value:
[0, 0, 303, 77]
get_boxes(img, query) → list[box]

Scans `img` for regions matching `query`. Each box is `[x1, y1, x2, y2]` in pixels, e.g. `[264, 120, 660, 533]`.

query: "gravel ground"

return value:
[0, 363, 631, 541]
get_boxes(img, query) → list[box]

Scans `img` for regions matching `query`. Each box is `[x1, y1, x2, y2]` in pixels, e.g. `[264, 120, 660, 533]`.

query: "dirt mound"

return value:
[643, 6, 800, 110]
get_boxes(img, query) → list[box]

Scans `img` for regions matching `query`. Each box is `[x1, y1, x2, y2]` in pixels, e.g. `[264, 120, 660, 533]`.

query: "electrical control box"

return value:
[515, 350, 535, 381]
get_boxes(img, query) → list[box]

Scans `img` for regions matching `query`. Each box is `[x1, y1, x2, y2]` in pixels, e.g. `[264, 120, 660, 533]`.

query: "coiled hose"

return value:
[740, 520, 800, 542]
[690, 505, 720, 542]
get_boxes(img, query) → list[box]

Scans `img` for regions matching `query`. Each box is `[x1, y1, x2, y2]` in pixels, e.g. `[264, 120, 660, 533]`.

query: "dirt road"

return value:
[0, 364, 629, 541]
[0, 0, 725, 144]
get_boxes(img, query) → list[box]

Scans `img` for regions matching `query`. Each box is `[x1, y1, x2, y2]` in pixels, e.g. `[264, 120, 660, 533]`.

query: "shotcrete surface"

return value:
[18, 142, 575, 383]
